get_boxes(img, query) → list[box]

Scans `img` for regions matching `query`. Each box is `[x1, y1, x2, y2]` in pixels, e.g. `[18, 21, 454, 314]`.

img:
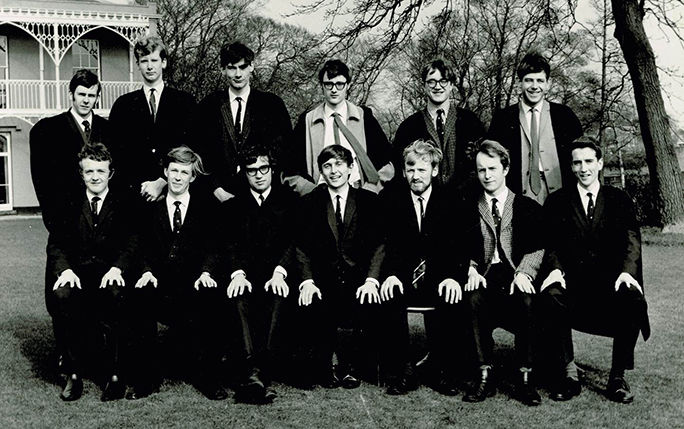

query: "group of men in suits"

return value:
[30, 34, 649, 406]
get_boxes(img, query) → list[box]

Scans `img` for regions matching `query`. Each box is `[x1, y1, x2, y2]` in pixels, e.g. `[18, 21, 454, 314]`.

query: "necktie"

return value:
[173, 201, 182, 234]
[235, 97, 243, 136]
[436, 109, 445, 145]
[335, 195, 343, 228]
[586, 192, 595, 222]
[417, 196, 425, 231]
[332, 112, 342, 146]
[258, 194, 265, 206]
[491, 198, 501, 234]
[529, 108, 541, 194]
[90, 196, 100, 221]
[82, 120, 91, 142]
[149, 88, 157, 122]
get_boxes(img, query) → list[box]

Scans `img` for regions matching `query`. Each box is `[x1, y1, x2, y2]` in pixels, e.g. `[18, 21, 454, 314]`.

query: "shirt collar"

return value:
[324, 101, 348, 119]
[86, 187, 108, 203]
[144, 81, 164, 96]
[70, 108, 93, 127]
[229, 86, 251, 103]
[328, 183, 350, 202]
[427, 101, 450, 119]
[166, 191, 190, 208]
[577, 181, 600, 198]
[484, 186, 509, 206]
[411, 184, 433, 206]
[250, 186, 271, 204]
[520, 97, 543, 112]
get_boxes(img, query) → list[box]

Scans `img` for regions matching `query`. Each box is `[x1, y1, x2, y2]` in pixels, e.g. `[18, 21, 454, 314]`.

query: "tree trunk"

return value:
[611, 0, 684, 230]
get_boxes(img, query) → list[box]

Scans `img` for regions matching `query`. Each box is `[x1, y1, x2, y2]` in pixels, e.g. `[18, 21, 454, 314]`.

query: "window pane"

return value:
[0, 135, 6, 152]
[0, 36, 7, 68]
[72, 39, 99, 75]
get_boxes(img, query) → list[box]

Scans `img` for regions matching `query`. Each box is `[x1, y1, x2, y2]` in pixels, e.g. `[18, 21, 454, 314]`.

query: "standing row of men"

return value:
[30, 35, 649, 405]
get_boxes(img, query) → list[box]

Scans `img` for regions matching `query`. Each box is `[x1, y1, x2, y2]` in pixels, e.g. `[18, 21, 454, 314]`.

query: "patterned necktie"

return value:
[335, 195, 343, 229]
[529, 108, 541, 194]
[149, 88, 157, 122]
[258, 194, 265, 207]
[332, 112, 342, 146]
[436, 109, 445, 145]
[90, 196, 100, 221]
[82, 120, 91, 143]
[586, 192, 595, 222]
[173, 201, 182, 234]
[235, 97, 243, 136]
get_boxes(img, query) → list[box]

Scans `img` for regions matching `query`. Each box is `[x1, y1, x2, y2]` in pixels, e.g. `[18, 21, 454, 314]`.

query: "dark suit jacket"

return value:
[30, 111, 108, 232]
[487, 101, 582, 195]
[463, 191, 544, 282]
[392, 107, 484, 193]
[108, 86, 197, 193]
[380, 184, 465, 293]
[197, 89, 292, 194]
[543, 185, 649, 338]
[45, 189, 136, 313]
[138, 190, 217, 290]
[295, 185, 384, 290]
[219, 183, 298, 285]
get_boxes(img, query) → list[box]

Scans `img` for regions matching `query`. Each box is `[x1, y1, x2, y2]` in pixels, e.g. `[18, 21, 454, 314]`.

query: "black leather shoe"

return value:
[60, 375, 83, 402]
[235, 375, 267, 404]
[606, 377, 634, 404]
[197, 380, 228, 401]
[386, 374, 418, 395]
[516, 372, 541, 406]
[463, 369, 495, 402]
[436, 378, 459, 396]
[263, 387, 277, 403]
[320, 371, 340, 389]
[125, 383, 158, 400]
[341, 374, 360, 389]
[101, 379, 126, 402]
[551, 377, 581, 401]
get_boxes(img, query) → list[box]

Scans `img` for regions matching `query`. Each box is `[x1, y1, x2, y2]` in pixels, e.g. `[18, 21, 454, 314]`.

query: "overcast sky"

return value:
[259, 0, 684, 122]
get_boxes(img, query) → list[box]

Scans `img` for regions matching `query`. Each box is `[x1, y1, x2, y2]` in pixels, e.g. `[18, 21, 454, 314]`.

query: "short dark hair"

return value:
[403, 139, 443, 168]
[476, 140, 510, 170]
[317, 145, 353, 170]
[420, 58, 456, 83]
[570, 135, 603, 160]
[69, 69, 101, 95]
[164, 146, 206, 177]
[134, 35, 167, 61]
[78, 142, 112, 166]
[517, 52, 550, 80]
[318, 59, 350, 83]
[238, 145, 276, 169]
[220, 42, 255, 68]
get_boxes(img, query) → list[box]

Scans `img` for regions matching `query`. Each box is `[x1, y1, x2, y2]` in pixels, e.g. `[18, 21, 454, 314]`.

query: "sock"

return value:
[565, 361, 578, 381]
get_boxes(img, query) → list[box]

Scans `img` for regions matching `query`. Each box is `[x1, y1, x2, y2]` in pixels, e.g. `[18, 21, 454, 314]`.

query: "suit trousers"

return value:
[52, 267, 125, 377]
[464, 263, 535, 369]
[232, 286, 285, 385]
[539, 283, 645, 372]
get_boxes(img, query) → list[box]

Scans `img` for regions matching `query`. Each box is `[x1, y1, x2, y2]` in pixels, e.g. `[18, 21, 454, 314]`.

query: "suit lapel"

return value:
[591, 187, 605, 230]
[501, 192, 514, 231]
[342, 188, 357, 240]
[220, 98, 239, 150]
[157, 199, 173, 236]
[242, 91, 253, 139]
[477, 195, 496, 235]
[405, 191, 420, 234]
[570, 189, 590, 230]
[421, 109, 441, 146]
[81, 196, 95, 229]
[538, 100, 551, 138]
[98, 193, 114, 226]
[325, 193, 340, 245]
[442, 103, 458, 146]
[64, 111, 89, 147]
[518, 102, 532, 146]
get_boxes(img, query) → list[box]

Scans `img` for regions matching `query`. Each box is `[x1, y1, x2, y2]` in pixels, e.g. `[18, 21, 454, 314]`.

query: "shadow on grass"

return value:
[4, 315, 61, 386]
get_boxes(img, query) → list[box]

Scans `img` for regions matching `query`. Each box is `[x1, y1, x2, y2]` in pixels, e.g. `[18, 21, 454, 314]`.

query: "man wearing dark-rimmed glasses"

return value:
[393, 58, 484, 196]
[284, 59, 395, 196]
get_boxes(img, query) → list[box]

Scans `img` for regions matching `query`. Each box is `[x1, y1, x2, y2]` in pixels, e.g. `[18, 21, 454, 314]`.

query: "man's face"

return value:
[222, 59, 253, 91]
[424, 68, 452, 106]
[70, 85, 99, 118]
[320, 156, 351, 190]
[404, 153, 438, 196]
[136, 48, 166, 86]
[245, 156, 272, 194]
[476, 152, 509, 196]
[520, 71, 549, 106]
[80, 158, 111, 195]
[571, 147, 603, 189]
[321, 72, 348, 107]
[164, 161, 195, 196]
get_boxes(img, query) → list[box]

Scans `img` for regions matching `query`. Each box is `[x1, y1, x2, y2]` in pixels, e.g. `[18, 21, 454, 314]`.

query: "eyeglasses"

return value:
[425, 79, 450, 89]
[322, 81, 347, 90]
[245, 165, 271, 176]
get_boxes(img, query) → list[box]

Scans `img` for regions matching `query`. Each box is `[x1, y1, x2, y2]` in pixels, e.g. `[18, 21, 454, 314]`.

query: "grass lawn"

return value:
[1, 217, 683, 428]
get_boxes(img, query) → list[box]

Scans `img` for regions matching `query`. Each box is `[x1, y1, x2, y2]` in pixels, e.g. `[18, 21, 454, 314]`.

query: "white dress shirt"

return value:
[577, 181, 601, 215]
[229, 86, 250, 127]
[86, 188, 109, 215]
[410, 185, 433, 231]
[250, 186, 271, 206]
[165, 191, 190, 230]
[70, 109, 93, 133]
[143, 81, 165, 115]
[427, 102, 450, 131]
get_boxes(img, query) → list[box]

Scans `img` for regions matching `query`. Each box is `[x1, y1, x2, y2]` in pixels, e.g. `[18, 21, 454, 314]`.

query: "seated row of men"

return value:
[47, 136, 649, 407]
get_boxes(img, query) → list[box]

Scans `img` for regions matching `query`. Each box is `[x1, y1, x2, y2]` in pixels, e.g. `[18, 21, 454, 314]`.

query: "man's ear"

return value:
[163, 168, 169, 179]
[431, 166, 439, 178]
[190, 174, 196, 183]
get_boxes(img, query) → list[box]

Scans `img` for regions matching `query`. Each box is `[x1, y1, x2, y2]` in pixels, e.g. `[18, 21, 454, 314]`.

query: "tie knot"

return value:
[236, 96, 242, 103]
[82, 120, 90, 128]
[259, 194, 265, 204]
[529, 107, 535, 113]
[332, 112, 340, 118]
[437, 109, 444, 117]
[418, 196, 424, 203]
[587, 192, 593, 199]
[174, 201, 182, 208]
[149, 88, 155, 94]
[91, 196, 100, 203]
[491, 197, 498, 205]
